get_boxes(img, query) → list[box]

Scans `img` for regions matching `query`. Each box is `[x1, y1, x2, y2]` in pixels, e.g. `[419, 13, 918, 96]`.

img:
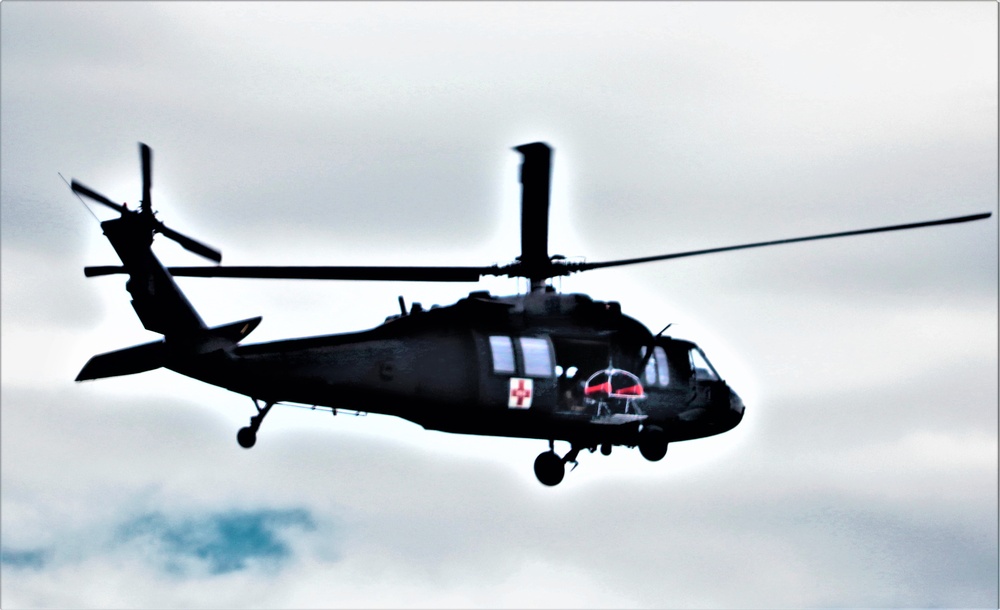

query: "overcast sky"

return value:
[1, 2, 997, 608]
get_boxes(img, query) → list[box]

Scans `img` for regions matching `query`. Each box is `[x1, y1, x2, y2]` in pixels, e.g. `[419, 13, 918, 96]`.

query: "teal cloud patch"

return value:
[0, 547, 48, 570]
[118, 509, 316, 575]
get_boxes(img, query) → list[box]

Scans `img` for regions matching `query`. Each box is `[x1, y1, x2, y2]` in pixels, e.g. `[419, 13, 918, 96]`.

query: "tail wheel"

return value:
[534, 451, 565, 486]
[237, 426, 257, 449]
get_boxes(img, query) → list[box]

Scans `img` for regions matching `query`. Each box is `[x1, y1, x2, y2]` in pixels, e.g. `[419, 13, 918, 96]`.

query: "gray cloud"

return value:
[2, 378, 996, 607]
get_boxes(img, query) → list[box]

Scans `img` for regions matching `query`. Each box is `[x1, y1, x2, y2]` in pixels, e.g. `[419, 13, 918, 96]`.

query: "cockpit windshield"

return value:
[690, 347, 720, 381]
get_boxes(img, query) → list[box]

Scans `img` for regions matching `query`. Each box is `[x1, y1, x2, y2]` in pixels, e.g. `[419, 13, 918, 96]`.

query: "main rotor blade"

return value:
[154, 222, 223, 263]
[515, 142, 552, 281]
[159, 265, 496, 282]
[140, 142, 152, 213]
[70, 180, 126, 213]
[569, 212, 993, 273]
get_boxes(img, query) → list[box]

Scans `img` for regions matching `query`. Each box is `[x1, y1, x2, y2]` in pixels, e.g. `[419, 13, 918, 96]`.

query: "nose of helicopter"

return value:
[725, 387, 746, 432]
[729, 389, 745, 415]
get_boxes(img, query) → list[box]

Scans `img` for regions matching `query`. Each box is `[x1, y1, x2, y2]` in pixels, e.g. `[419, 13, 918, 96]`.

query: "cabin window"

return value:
[520, 337, 554, 377]
[691, 347, 720, 381]
[489, 336, 516, 374]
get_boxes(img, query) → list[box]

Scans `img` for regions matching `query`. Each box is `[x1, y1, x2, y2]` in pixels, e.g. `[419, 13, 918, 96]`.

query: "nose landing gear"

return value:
[533, 450, 565, 486]
[638, 425, 668, 462]
[533, 441, 586, 486]
[237, 398, 274, 449]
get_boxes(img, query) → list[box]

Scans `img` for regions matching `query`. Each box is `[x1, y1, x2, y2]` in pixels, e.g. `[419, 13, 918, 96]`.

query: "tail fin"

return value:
[76, 316, 262, 381]
[77, 207, 241, 381]
[100, 215, 208, 336]
[73, 142, 249, 381]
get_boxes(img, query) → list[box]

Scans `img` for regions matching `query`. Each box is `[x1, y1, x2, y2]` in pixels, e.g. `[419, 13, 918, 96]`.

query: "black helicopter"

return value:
[72, 142, 990, 486]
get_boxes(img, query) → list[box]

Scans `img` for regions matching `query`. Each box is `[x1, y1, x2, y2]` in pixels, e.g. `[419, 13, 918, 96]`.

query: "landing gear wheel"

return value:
[237, 426, 257, 449]
[639, 441, 667, 462]
[534, 451, 565, 486]
[638, 426, 668, 462]
[236, 399, 274, 449]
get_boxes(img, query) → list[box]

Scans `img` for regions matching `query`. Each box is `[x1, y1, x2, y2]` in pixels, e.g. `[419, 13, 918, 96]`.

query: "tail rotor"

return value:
[70, 142, 222, 263]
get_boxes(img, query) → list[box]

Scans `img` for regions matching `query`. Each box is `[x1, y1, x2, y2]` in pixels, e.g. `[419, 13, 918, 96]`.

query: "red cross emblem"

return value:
[508, 377, 533, 409]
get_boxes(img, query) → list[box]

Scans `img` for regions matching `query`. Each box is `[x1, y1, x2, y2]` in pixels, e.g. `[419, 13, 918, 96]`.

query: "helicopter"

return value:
[71, 142, 991, 486]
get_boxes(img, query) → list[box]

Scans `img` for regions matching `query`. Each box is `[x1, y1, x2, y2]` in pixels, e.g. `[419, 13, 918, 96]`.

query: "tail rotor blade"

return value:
[71, 180, 126, 213]
[155, 222, 223, 263]
[140, 142, 152, 213]
[74, 143, 221, 263]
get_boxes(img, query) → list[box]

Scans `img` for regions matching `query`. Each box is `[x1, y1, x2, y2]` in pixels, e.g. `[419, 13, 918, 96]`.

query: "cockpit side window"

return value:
[644, 346, 670, 387]
[644, 352, 657, 385]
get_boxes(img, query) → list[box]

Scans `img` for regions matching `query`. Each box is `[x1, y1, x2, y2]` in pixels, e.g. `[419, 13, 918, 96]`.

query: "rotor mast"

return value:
[515, 142, 554, 292]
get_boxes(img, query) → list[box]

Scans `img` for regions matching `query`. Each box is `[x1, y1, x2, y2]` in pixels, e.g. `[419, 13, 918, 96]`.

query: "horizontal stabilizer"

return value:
[76, 339, 167, 381]
[76, 317, 261, 381]
[208, 316, 261, 342]
[181, 316, 262, 353]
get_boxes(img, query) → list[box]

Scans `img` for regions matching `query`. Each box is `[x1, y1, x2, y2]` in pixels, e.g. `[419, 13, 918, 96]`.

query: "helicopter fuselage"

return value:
[172, 290, 745, 449]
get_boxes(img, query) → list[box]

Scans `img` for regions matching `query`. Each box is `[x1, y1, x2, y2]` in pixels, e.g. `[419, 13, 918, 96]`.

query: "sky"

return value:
[1, 2, 997, 608]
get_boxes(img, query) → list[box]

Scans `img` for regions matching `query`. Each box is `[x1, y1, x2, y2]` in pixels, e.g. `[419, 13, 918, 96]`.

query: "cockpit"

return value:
[643, 340, 721, 388]
[690, 346, 720, 381]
